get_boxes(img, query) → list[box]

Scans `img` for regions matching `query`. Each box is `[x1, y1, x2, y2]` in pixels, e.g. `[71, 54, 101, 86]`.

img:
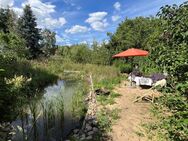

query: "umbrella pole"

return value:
[131, 57, 133, 86]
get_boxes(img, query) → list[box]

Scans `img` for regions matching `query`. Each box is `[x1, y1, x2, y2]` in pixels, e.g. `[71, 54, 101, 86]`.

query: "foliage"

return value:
[40, 29, 57, 57]
[113, 59, 132, 73]
[156, 2, 188, 85]
[0, 54, 58, 121]
[97, 92, 121, 105]
[57, 41, 110, 65]
[97, 108, 121, 132]
[0, 32, 27, 57]
[107, 17, 160, 63]
[94, 75, 123, 90]
[18, 5, 41, 59]
[90, 41, 111, 65]
[0, 8, 17, 33]
[71, 84, 87, 119]
[152, 94, 188, 141]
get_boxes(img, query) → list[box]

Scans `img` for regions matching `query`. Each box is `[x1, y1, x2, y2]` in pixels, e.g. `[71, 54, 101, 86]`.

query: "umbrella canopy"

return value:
[113, 48, 149, 58]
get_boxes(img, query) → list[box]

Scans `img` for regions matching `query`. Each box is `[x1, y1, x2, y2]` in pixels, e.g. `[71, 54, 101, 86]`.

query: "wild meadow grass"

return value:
[32, 55, 120, 84]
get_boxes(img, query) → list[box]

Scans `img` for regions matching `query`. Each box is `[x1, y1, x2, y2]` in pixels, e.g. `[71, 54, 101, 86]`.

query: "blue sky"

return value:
[0, 0, 187, 45]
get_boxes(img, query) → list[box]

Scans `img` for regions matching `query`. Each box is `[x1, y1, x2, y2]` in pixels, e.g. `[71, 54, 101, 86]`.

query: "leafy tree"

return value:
[106, 17, 159, 63]
[0, 32, 26, 57]
[0, 8, 17, 33]
[157, 2, 188, 86]
[70, 44, 91, 64]
[18, 5, 41, 59]
[40, 29, 56, 57]
[0, 8, 8, 33]
[6, 8, 17, 33]
[91, 41, 111, 65]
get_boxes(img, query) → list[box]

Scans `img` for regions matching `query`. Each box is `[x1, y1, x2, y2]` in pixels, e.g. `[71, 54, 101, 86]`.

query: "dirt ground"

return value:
[110, 81, 158, 141]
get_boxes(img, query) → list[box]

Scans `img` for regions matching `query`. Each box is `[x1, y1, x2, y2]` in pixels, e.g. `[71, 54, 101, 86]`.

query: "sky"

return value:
[0, 0, 187, 45]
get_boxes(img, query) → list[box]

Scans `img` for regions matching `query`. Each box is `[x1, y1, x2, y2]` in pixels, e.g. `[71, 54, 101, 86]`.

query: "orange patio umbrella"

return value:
[112, 48, 148, 58]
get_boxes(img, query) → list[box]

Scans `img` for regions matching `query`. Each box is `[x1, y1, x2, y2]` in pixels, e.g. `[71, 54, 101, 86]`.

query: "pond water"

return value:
[11, 80, 80, 141]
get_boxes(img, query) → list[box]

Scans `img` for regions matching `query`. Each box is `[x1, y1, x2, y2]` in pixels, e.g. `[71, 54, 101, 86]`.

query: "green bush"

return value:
[118, 63, 132, 73]
[154, 93, 188, 141]
[113, 60, 132, 73]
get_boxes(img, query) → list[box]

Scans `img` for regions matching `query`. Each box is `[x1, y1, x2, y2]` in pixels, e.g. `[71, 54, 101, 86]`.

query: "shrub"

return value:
[118, 63, 132, 73]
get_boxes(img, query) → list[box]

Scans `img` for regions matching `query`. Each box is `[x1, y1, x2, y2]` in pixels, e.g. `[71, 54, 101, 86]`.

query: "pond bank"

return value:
[69, 74, 100, 140]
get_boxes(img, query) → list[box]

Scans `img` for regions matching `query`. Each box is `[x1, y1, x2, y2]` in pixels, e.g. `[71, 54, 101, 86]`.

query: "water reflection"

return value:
[11, 80, 79, 141]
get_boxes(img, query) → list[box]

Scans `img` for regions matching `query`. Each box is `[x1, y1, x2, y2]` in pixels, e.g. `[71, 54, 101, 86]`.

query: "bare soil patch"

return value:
[110, 81, 157, 141]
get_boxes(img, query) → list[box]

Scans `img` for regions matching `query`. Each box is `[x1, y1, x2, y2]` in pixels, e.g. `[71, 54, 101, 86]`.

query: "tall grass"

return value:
[32, 55, 120, 84]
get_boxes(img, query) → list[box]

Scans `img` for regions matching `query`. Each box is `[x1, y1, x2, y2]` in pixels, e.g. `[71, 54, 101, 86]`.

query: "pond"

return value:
[11, 80, 81, 141]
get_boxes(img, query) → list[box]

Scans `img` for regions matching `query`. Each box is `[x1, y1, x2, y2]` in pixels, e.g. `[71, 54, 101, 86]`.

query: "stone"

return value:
[73, 134, 79, 138]
[80, 137, 85, 141]
[73, 129, 79, 134]
[80, 134, 86, 141]
[86, 135, 92, 140]
[93, 127, 99, 133]
[92, 120, 98, 126]
[81, 133, 86, 138]
[9, 131, 16, 135]
[87, 131, 94, 136]
[85, 124, 92, 132]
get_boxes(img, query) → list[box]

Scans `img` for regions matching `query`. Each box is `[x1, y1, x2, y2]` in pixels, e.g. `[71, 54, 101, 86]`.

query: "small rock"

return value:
[92, 120, 98, 126]
[81, 133, 86, 139]
[73, 134, 79, 138]
[80, 137, 85, 141]
[73, 129, 79, 134]
[80, 134, 86, 141]
[87, 131, 94, 136]
[86, 135, 92, 140]
[9, 131, 16, 135]
[93, 127, 99, 133]
[85, 124, 92, 132]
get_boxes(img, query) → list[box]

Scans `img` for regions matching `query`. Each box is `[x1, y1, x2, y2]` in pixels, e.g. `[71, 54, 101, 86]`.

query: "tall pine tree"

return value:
[18, 5, 41, 58]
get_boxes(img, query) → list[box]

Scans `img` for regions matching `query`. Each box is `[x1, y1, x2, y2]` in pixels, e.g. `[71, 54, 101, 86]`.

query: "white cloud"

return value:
[0, 0, 14, 8]
[112, 15, 121, 22]
[39, 17, 67, 29]
[85, 12, 108, 31]
[80, 41, 88, 44]
[22, 0, 56, 18]
[65, 25, 90, 34]
[12, 7, 23, 17]
[86, 12, 107, 23]
[10, 0, 67, 29]
[114, 2, 121, 11]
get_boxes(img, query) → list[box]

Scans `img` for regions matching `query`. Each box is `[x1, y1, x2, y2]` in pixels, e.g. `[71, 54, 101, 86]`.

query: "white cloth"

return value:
[139, 77, 153, 86]
[128, 76, 153, 86]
